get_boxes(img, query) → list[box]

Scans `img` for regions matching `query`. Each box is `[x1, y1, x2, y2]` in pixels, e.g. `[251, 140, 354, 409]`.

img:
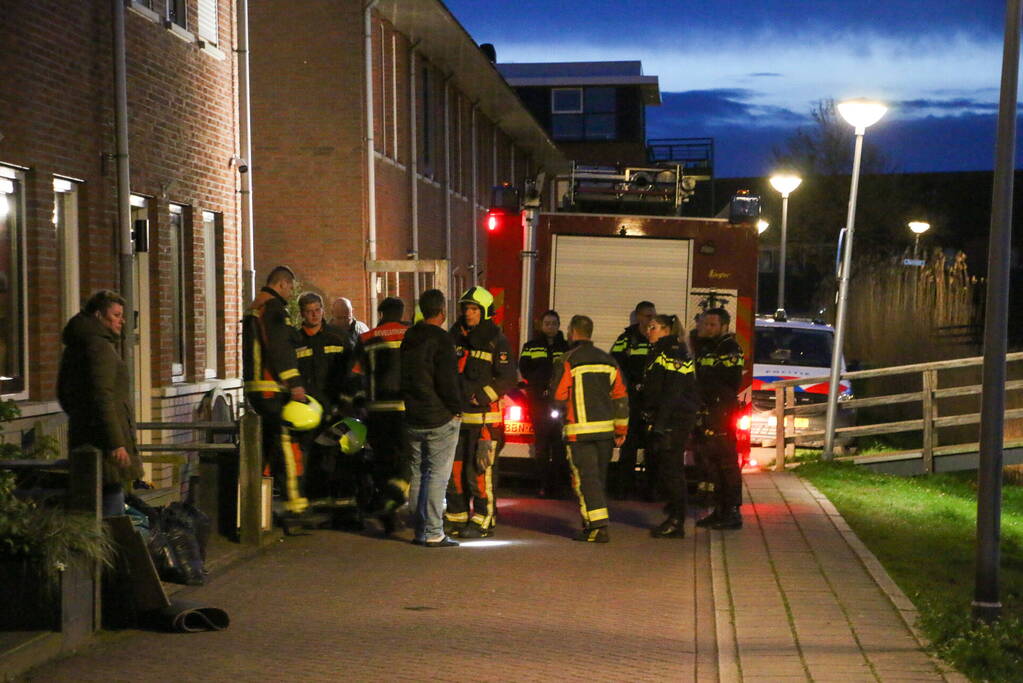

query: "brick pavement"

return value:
[22, 472, 961, 682]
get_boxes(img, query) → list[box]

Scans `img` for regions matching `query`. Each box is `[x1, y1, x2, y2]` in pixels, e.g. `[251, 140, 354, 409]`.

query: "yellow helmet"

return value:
[281, 395, 323, 431]
[458, 286, 495, 320]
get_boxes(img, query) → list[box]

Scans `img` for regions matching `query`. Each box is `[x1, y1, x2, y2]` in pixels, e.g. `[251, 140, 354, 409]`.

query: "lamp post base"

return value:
[971, 600, 1002, 623]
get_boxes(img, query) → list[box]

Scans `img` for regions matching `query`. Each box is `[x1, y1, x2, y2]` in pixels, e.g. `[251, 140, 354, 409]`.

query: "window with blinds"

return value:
[198, 0, 218, 44]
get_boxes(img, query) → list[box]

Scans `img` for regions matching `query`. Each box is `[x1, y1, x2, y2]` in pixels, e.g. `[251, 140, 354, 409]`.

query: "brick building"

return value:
[248, 0, 567, 323]
[0, 0, 244, 485]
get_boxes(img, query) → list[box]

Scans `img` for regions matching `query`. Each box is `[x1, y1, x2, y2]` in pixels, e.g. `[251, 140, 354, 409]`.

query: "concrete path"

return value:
[22, 472, 960, 682]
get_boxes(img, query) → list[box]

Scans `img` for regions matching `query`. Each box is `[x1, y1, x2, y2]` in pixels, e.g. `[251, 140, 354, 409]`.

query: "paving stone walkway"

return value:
[22, 472, 961, 682]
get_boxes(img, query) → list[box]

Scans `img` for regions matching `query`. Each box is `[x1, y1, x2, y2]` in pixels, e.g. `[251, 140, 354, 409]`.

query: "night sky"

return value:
[446, 0, 1017, 178]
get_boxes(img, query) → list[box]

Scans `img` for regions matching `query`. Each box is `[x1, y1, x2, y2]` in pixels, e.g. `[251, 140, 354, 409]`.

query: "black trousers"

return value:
[566, 438, 613, 529]
[647, 430, 688, 520]
[445, 425, 496, 530]
[613, 402, 647, 496]
[701, 432, 742, 509]
[366, 411, 411, 508]
[529, 398, 566, 492]
[248, 393, 308, 513]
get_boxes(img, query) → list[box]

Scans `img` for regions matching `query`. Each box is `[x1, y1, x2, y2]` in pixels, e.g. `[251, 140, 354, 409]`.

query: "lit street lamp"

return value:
[908, 220, 931, 259]
[769, 173, 802, 318]
[823, 98, 887, 460]
[757, 219, 770, 235]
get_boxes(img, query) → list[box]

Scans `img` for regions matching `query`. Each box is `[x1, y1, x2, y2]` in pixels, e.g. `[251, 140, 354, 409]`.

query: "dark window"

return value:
[169, 205, 187, 378]
[0, 168, 25, 396]
[167, 0, 186, 28]
[551, 87, 617, 141]
[552, 88, 582, 113]
[754, 327, 833, 368]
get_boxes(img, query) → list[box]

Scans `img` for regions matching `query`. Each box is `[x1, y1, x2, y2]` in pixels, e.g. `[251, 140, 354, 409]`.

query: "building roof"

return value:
[496, 61, 661, 106]
[374, 0, 568, 176]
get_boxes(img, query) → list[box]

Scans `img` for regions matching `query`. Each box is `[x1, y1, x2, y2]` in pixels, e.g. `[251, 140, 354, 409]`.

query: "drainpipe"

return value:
[471, 104, 478, 285]
[443, 76, 453, 307]
[237, 0, 256, 302]
[112, 0, 135, 402]
[408, 45, 419, 300]
[364, 0, 379, 318]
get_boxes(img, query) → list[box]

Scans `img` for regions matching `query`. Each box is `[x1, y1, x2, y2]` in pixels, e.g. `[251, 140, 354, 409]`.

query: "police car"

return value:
[750, 316, 854, 448]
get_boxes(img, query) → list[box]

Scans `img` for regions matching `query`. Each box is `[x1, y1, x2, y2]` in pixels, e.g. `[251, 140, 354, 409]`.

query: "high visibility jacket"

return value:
[243, 287, 304, 397]
[693, 333, 744, 434]
[450, 318, 515, 425]
[640, 336, 699, 435]
[551, 340, 629, 442]
[518, 332, 569, 399]
[610, 323, 651, 394]
[352, 321, 408, 412]
[294, 323, 348, 411]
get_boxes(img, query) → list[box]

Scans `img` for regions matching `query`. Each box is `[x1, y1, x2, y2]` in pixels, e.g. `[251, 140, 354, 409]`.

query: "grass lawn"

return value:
[795, 461, 1023, 682]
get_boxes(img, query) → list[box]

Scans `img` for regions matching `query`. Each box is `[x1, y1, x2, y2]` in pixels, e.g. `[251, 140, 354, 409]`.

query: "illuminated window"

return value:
[0, 165, 25, 397]
[53, 177, 80, 323]
[169, 204, 187, 379]
[202, 211, 220, 378]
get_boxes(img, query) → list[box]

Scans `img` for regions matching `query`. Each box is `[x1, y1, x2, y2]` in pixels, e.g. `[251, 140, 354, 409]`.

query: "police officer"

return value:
[519, 309, 569, 498]
[693, 307, 745, 530]
[640, 314, 699, 538]
[243, 266, 314, 519]
[351, 297, 411, 532]
[551, 315, 629, 543]
[610, 300, 657, 498]
[445, 286, 515, 538]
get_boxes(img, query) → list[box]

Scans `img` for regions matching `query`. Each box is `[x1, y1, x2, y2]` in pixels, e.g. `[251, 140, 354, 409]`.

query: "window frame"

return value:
[201, 211, 220, 379]
[53, 177, 81, 325]
[0, 165, 27, 399]
[167, 0, 187, 29]
[197, 0, 218, 45]
[551, 88, 583, 114]
[168, 203, 187, 381]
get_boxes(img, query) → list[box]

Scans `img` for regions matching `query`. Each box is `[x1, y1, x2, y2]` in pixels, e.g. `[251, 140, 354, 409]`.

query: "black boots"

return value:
[695, 507, 723, 528]
[651, 517, 685, 538]
[710, 506, 743, 530]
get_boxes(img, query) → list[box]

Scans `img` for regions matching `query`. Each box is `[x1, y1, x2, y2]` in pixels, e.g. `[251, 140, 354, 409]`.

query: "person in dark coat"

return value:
[609, 300, 657, 498]
[57, 289, 144, 517]
[519, 309, 569, 497]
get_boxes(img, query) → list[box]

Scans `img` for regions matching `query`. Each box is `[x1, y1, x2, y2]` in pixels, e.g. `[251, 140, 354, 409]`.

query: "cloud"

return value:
[895, 98, 999, 115]
[749, 72, 783, 78]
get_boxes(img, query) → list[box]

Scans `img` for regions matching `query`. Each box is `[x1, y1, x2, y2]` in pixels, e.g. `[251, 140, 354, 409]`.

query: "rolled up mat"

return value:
[147, 599, 230, 633]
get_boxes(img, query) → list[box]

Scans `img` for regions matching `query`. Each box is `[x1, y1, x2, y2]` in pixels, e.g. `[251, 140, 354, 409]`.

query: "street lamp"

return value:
[823, 98, 887, 460]
[757, 219, 770, 234]
[908, 220, 931, 259]
[769, 173, 802, 318]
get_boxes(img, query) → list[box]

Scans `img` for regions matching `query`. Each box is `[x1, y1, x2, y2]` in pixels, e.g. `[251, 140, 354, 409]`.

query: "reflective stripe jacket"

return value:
[294, 324, 349, 411]
[551, 340, 629, 442]
[450, 318, 515, 425]
[640, 336, 699, 435]
[610, 323, 651, 394]
[351, 321, 408, 412]
[693, 333, 744, 433]
[518, 332, 569, 400]
[242, 287, 303, 396]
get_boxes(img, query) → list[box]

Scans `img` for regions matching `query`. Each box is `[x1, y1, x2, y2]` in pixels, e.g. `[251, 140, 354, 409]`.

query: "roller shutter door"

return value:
[550, 235, 693, 352]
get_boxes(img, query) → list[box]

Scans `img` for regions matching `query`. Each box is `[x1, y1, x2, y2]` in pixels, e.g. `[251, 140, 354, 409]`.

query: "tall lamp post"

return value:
[908, 221, 931, 259]
[823, 98, 887, 460]
[769, 174, 802, 318]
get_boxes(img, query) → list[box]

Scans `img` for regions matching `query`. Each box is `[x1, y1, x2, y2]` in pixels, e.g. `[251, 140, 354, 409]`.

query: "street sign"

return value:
[903, 258, 925, 267]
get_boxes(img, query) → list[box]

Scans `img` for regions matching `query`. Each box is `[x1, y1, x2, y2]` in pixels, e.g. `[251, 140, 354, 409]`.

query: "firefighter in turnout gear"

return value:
[350, 297, 411, 533]
[445, 286, 515, 538]
[519, 309, 569, 497]
[243, 266, 313, 517]
[693, 307, 745, 530]
[552, 315, 629, 543]
[640, 314, 699, 538]
[609, 300, 657, 498]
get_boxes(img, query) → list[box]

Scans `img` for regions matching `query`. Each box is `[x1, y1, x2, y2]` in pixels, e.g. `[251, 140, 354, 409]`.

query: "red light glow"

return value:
[737, 414, 751, 432]
[507, 405, 523, 422]
[486, 212, 500, 232]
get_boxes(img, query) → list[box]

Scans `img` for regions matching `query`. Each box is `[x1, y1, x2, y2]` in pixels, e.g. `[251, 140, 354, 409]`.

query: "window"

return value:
[0, 166, 25, 397]
[167, 0, 186, 28]
[53, 178, 81, 324]
[551, 87, 617, 141]
[202, 211, 219, 378]
[197, 0, 218, 44]
[421, 66, 432, 169]
[169, 204, 187, 379]
[754, 327, 834, 369]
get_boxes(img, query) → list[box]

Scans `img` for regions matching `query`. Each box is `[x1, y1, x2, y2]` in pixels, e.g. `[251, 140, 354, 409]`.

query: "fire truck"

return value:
[483, 170, 761, 478]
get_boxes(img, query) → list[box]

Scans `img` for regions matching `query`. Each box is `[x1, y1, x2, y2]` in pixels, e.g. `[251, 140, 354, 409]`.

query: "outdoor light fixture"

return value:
[756, 219, 770, 234]
[824, 98, 887, 459]
[768, 173, 802, 318]
[908, 221, 931, 259]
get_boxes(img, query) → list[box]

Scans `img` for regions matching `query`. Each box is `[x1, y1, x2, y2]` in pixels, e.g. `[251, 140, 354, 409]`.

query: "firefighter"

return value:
[293, 291, 350, 500]
[610, 300, 657, 498]
[640, 314, 699, 538]
[444, 286, 515, 538]
[693, 307, 745, 530]
[519, 309, 569, 498]
[350, 296, 411, 533]
[242, 266, 315, 520]
[552, 315, 629, 542]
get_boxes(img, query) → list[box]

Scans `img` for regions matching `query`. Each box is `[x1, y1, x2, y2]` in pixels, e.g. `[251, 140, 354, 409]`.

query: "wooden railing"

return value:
[767, 351, 1023, 472]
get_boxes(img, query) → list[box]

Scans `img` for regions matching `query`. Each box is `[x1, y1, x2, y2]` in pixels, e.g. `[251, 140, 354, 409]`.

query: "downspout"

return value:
[470, 104, 478, 285]
[443, 76, 452, 306]
[112, 0, 135, 401]
[364, 1, 379, 319]
[237, 0, 255, 302]
[408, 45, 419, 300]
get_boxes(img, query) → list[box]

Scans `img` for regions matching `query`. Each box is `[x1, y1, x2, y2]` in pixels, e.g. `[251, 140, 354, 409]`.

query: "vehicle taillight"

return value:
[506, 404, 523, 422]
[737, 414, 751, 432]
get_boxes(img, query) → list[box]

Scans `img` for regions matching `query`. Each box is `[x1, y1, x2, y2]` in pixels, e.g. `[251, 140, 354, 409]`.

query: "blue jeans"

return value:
[406, 417, 461, 542]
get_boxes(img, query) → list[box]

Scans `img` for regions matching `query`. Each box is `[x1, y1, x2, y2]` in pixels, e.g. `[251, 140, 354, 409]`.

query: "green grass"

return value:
[795, 461, 1023, 682]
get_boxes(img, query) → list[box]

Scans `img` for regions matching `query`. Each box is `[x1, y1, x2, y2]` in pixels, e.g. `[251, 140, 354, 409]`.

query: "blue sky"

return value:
[445, 1, 1014, 177]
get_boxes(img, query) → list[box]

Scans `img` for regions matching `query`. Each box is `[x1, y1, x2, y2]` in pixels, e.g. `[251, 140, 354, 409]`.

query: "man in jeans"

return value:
[400, 289, 463, 547]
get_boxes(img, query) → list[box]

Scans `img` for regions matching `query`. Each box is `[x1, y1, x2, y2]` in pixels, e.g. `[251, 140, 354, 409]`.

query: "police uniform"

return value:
[640, 334, 699, 537]
[444, 287, 516, 537]
[693, 332, 745, 529]
[610, 323, 651, 497]
[243, 286, 308, 514]
[551, 338, 629, 542]
[519, 330, 569, 495]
